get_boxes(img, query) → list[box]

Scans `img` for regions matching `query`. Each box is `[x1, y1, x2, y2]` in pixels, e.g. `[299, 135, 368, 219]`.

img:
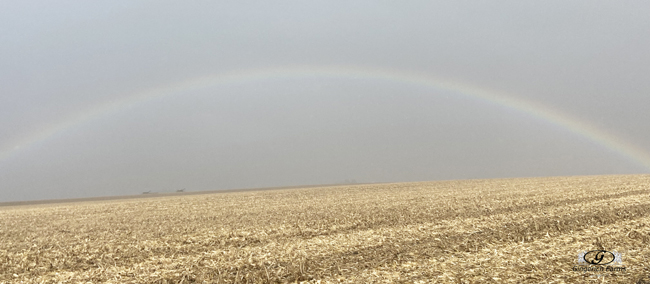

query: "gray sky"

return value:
[1, 1, 649, 202]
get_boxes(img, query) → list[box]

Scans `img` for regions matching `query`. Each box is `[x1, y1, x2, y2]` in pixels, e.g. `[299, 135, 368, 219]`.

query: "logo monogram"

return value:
[578, 250, 621, 266]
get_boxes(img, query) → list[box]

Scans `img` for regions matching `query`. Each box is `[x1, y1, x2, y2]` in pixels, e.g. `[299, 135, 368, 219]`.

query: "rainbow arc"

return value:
[2, 65, 649, 171]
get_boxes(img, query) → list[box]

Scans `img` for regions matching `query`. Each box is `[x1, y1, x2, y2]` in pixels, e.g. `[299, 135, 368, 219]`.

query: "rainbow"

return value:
[2, 65, 650, 171]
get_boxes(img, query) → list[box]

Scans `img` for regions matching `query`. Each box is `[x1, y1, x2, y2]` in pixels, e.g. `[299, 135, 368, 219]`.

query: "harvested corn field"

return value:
[2, 174, 650, 283]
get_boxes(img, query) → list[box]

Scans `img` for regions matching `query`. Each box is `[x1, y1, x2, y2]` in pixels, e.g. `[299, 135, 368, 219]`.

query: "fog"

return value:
[1, 1, 649, 202]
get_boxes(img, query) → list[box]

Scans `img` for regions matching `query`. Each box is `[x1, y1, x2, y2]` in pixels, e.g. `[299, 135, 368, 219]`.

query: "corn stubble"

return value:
[1, 174, 650, 283]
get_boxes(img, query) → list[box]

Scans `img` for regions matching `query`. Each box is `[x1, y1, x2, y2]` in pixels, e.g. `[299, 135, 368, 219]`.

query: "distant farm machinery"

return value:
[141, 188, 185, 194]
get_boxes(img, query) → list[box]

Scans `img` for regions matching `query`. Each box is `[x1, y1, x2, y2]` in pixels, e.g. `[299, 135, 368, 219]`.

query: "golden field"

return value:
[1, 175, 650, 283]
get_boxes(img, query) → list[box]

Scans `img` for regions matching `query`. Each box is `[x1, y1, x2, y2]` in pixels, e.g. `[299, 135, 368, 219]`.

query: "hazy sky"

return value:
[1, 1, 649, 202]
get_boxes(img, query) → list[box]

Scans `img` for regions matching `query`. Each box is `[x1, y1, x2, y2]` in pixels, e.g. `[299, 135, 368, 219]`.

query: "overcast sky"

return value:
[1, 1, 649, 202]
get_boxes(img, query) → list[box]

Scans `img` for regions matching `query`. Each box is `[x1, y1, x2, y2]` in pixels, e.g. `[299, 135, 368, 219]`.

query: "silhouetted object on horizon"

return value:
[176, 188, 186, 193]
